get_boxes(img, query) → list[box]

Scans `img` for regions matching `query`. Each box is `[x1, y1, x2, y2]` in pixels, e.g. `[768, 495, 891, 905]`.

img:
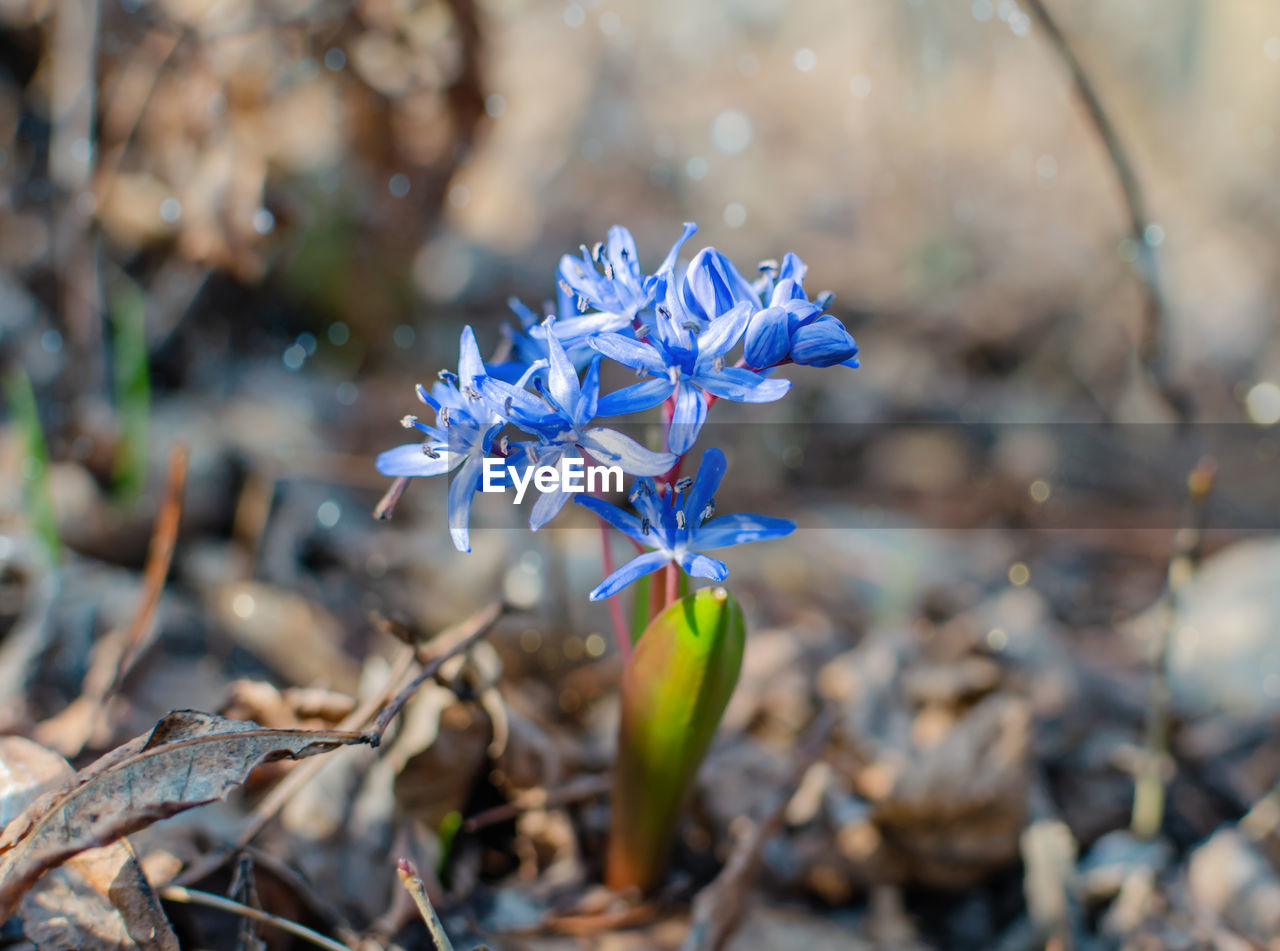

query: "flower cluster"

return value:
[377, 223, 858, 599]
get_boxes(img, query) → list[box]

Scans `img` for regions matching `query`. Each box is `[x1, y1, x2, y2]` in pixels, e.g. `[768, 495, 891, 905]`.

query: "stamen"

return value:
[682, 321, 701, 333]
[498, 435, 509, 454]
[591, 241, 605, 262]
[701, 498, 716, 523]
[463, 385, 481, 400]
[603, 262, 614, 280]
[674, 477, 693, 492]
[676, 510, 686, 530]
[504, 396, 514, 416]
[415, 384, 432, 404]
[815, 291, 835, 310]
[439, 406, 451, 427]
[712, 356, 724, 372]
[401, 414, 418, 429]
[758, 258, 779, 274]
[667, 367, 680, 386]
[558, 279, 573, 295]
[422, 444, 441, 459]
[577, 295, 590, 313]
[641, 517, 651, 536]
[657, 304, 672, 319]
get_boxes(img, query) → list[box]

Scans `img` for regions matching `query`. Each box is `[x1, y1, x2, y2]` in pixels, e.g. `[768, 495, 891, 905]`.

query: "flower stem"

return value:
[600, 518, 632, 658]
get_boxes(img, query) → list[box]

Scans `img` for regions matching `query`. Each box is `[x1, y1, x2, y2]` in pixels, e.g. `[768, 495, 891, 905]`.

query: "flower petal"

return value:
[684, 248, 759, 321]
[589, 549, 672, 601]
[530, 483, 573, 531]
[694, 366, 791, 403]
[743, 305, 791, 368]
[596, 377, 675, 416]
[695, 300, 753, 366]
[580, 427, 677, 475]
[790, 316, 858, 368]
[576, 494, 648, 545]
[577, 356, 602, 423]
[677, 551, 729, 582]
[606, 225, 643, 289]
[544, 323, 581, 412]
[477, 376, 556, 432]
[668, 382, 708, 455]
[696, 512, 796, 549]
[376, 442, 459, 477]
[588, 333, 667, 376]
[684, 447, 726, 523]
[458, 326, 484, 388]
[447, 452, 485, 553]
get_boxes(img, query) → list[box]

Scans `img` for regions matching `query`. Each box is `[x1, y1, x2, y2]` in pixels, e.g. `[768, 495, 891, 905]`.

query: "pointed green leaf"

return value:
[607, 586, 745, 892]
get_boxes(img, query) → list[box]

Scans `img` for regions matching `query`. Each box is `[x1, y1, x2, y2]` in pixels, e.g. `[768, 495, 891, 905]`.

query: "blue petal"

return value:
[530, 482, 573, 531]
[677, 551, 729, 582]
[577, 356, 602, 424]
[684, 248, 759, 321]
[544, 323, 581, 413]
[668, 383, 708, 455]
[589, 549, 672, 601]
[696, 513, 796, 549]
[477, 376, 557, 432]
[588, 333, 667, 376]
[576, 494, 648, 546]
[777, 252, 807, 287]
[695, 367, 791, 404]
[743, 305, 791, 368]
[507, 296, 540, 328]
[695, 300, 753, 366]
[448, 452, 485, 553]
[684, 447, 726, 523]
[606, 226, 643, 289]
[656, 222, 698, 276]
[546, 310, 632, 343]
[791, 316, 858, 368]
[458, 326, 484, 388]
[376, 442, 458, 477]
[596, 377, 675, 417]
[579, 427, 677, 475]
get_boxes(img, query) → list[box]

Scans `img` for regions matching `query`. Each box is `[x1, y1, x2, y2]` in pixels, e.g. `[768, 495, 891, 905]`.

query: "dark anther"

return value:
[675, 476, 694, 492]
[641, 517, 651, 535]
[701, 498, 716, 523]
[676, 510, 687, 530]
[463, 385, 481, 400]
[438, 369, 458, 384]
[422, 444, 440, 459]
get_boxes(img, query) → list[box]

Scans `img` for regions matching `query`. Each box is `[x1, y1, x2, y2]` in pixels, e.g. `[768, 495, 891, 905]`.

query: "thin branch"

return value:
[369, 600, 506, 742]
[1131, 456, 1215, 838]
[680, 710, 836, 951]
[396, 859, 457, 951]
[160, 886, 352, 951]
[1024, 0, 1191, 423]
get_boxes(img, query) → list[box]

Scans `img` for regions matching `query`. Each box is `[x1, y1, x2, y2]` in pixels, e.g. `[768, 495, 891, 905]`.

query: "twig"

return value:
[396, 858, 457, 951]
[369, 600, 506, 742]
[1024, 0, 1191, 423]
[160, 886, 352, 951]
[1131, 456, 1215, 839]
[679, 710, 836, 951]
[174, 644, 417, 887]
[463, 773, 611, 833]
[33, 445, 189, 755]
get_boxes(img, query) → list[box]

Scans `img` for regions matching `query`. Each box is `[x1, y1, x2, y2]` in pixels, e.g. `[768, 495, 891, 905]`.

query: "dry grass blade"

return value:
[34, 444, 190, 756]
[680, 711, 835, 951]
[0, 710, 370, 917]
[159, 886, 352, 951]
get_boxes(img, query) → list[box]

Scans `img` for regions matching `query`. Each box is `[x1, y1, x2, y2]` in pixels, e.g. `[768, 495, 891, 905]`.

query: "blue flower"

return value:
[575, 447, 795, 600]
[589, 283, 791, 454]
[477, 321, 677, 529]
[681, 247, 761, 323]
[744, 253, 859, 369]
[376, 326, 504, 553]
[558, 222, 698, 324]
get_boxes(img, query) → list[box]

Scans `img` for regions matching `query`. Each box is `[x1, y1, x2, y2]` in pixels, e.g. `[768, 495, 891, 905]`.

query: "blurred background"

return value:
[3, 1, 1280, 949]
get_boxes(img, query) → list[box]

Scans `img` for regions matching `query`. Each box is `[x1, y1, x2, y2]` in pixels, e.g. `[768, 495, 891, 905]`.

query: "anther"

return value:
[439, 407, 451, 427]
[675, 477, 693, 492]
[701, 498, 716, 523]
[712, 356, 724, 372]
[603, 263, 614, 280]
[498, 435, 509, 454]
[641, 517, 651, 535]
[758, 258, 779, 274]
[576, 295, 589, 313]
[815, 291, 835, 310]
[438, 369, 458, 384]
[463, 385, 481, 400]
[558, 279, 573, 295]
[682, 321, 701, 333]
[504, 397, 514, 416]
[401, 415, 418, 429]
[591, 241, 605, 262]
[422, 444, 440, 458]
[676, 510, 686, 530]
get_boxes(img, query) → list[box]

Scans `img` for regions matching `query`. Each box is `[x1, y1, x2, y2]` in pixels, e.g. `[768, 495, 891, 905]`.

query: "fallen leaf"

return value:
[1, 736, 178, 950]
[0, 710, 370, 917]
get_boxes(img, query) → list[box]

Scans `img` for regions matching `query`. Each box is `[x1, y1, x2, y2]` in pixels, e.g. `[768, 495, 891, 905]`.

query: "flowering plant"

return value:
[377, 223, 857, 891]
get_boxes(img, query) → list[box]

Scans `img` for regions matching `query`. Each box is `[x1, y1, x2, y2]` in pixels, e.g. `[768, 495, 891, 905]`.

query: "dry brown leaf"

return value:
[1, 736, 178, 950]
[0, 710, 370, 917]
